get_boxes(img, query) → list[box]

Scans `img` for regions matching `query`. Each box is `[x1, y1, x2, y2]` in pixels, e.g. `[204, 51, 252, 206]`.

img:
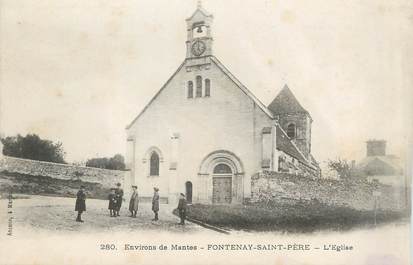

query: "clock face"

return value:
[191, 40, 206, 56]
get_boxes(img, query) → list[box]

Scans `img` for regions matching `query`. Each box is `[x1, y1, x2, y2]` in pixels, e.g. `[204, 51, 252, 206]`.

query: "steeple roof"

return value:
[267, 85, 309, 116]
[186, 1, 213, 21]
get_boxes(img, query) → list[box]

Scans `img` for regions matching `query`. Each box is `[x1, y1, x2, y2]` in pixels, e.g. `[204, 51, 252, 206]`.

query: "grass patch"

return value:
[179, 201, 407, 233]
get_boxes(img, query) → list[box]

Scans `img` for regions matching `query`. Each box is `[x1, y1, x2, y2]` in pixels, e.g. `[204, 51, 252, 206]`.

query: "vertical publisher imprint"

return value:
[7, 192, 13, 236]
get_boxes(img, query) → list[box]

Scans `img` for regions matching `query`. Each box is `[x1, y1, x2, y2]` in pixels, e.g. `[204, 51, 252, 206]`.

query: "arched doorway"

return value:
[212, 163, 232, 204]
[185, 181, 193, 204]
[198, 150, 244, 204]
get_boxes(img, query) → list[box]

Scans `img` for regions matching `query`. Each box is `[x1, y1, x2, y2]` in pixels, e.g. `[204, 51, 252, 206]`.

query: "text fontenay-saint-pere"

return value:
[124, 244, 354, 252]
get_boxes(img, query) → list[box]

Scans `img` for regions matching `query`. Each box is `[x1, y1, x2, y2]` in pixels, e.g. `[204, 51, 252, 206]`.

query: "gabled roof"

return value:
[210, 57, 275, 119]
[125, 60, 186, 129]
[125, 56, 274, 130]
[186, 4, 213, 21]
[124, 55, 318, 170]
[357, 155, 403, 175]
[268, 84, 310, 117]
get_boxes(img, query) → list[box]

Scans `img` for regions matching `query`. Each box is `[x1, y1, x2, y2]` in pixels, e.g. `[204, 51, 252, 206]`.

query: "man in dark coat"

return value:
[177, 193, 187, 225]
[151, 187, 160, 221]
[129, 185, 139, 218]
[75, 185, 86, 222]
[114, 182, 124, 217]
[108, 188, 117, 217]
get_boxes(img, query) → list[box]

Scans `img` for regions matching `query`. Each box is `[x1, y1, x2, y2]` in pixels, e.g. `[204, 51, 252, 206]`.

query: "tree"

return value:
[327, 158, 361, 180]
[108, 154, 125, 170]
[86, 154, 125, 170]
[1, 134, 66, 163]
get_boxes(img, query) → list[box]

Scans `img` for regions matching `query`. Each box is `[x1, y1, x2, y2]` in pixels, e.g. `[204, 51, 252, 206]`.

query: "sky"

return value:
[0, 0, 412, 166]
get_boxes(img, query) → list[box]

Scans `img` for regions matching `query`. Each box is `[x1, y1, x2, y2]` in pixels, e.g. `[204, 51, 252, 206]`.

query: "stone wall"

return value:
[0, 156, 125, 189]
[251, 171, 408, 211]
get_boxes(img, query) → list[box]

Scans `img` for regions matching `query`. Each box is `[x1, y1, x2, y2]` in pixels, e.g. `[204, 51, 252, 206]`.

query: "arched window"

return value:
[287, 123, 296, 139]
[196, 76, 202, 97]
[192, 24, 207, 38]
[213, 163, 232, 174]
[205, 79, 210, 97]
[150, 152, 160, 176]
[187, 81, 193, 98]
[185, 181, 193, 204]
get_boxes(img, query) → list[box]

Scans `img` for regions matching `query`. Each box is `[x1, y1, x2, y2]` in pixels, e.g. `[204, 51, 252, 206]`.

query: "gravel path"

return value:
[1, 194, 210, 234]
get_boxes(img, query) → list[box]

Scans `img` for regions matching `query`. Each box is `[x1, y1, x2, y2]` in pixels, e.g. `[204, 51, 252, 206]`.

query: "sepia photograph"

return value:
[0, 0, 412, 264]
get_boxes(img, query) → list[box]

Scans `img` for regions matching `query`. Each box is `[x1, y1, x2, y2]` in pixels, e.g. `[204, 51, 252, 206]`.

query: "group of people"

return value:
[74, 184, 187, 225]
[108, 182, 124, 217]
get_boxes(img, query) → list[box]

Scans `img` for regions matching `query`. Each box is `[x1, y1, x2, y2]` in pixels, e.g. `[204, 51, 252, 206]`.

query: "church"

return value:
[125, 4, 320, 205]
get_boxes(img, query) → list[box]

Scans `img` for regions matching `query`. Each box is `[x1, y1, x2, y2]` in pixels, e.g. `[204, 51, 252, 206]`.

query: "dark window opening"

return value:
[185, 181, 193, 204]
[287, 123, 296, 139]
[192, 24, 207, 38]
[205, 79, 210, 97]
[196, 76, 202, 97]
[150, 152, 160, 176]
[213, 163, 232, 174]
[187, 81, 193, 98]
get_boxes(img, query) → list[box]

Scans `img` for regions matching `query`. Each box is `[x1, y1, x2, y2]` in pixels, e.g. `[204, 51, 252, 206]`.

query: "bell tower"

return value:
[185, 1, 213, 59]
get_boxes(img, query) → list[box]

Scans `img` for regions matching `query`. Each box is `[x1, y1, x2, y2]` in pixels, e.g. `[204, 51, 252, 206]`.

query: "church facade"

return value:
[125, 5, 320, 204]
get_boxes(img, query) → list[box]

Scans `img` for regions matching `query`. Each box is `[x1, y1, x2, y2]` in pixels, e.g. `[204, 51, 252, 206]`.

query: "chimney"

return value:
[366, 140, 386, 157]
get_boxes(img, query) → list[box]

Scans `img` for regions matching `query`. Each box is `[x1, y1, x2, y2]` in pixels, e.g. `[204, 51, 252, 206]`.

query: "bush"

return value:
[86, 154, 125, 170]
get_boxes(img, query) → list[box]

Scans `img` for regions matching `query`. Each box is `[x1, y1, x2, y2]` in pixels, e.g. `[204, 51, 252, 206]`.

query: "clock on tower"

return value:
[185, 1, 213, 59]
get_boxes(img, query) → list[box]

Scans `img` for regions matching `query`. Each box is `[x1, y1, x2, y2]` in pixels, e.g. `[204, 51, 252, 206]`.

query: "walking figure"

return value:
[129, 185, 139, 218]
[108, 188, 117, 217]
[114, 182, 124, 217]
[177, 193, 187, 225]
[75, 185, 86, 222]
[152, 187, 160, 221]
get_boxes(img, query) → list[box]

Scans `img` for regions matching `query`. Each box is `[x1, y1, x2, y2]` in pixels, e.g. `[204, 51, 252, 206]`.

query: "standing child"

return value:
[108, 188, 117, 217]
[114, 182, 124, 217]
[129, 185, 139, 218]
[75, 185, 86, 222]
[152, 187, 160, 221]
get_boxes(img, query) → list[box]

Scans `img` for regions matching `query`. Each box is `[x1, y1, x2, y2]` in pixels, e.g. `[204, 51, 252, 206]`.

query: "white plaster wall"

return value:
[126, 58, 274, 202]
